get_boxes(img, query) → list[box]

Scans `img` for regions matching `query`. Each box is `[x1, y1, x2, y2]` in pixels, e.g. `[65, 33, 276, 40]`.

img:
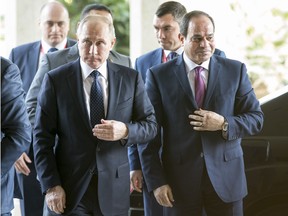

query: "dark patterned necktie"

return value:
[194, 66, 206, 108]
[48, 47, 58, 53]
[167, 51, 178, 61]
[90, 70, 104, 128]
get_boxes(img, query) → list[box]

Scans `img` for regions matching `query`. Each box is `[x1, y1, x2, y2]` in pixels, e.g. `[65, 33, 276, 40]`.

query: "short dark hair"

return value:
[80, 4, 112, 20]
[180, 10, 215, 38]
[155, 1, 187, 25]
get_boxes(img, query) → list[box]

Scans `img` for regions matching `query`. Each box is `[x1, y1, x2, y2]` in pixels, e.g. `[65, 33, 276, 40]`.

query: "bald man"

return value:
[9, 1, 76, 215]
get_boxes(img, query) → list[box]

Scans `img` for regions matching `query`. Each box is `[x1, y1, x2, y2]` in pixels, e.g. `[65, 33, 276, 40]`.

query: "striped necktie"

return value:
[167, 52, 178, 61]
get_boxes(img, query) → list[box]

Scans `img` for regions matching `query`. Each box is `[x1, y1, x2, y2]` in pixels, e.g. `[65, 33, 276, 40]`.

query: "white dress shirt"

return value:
[183, 52, 210, 97]
[80, 60, 108, 119]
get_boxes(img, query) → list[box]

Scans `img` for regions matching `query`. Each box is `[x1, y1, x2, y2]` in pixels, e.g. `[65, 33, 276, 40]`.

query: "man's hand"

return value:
[188, 109, 225, 131]
[130, 170, 143, 192]
[153, 184, 174, 207]
[46, 185, 66, 214]
[92, 119, 128, 141]
[14, 152, 31, 176]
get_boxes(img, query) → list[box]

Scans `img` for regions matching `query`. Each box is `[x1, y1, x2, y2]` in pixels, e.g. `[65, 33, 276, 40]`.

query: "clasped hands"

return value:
[92, 119, 128, 141]
[189, 108, 224, 131]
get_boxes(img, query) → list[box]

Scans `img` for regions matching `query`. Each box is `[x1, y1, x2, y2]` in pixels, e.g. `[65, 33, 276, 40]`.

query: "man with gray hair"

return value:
[33, 15, 157, 215]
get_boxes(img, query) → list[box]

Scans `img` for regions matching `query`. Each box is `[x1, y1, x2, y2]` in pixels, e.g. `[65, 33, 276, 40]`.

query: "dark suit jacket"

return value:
[1, 57, 31, 176]
[26, 43, 131, 126]
[129, 48, 226, 171]
[1, 57, 31, 213]
[9, 39, 76, 94]
[33, 59, 157, 215]
[138, 54, 264, 205]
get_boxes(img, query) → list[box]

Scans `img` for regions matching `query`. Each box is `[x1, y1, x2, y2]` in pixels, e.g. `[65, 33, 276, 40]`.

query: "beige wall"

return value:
[15, 0, 47, 44]
[129, 0, 160, 64]
[1, 0, 46, 57]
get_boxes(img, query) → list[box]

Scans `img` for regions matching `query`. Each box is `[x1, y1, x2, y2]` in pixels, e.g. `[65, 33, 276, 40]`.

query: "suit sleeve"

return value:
[33, 73, 61, 193]
[25, 54, 51, 127]
[1, 60, 31, 176]
[225, 63, 264, 140]
[124, 71, 157, 145]
[128, 144, 141, 170]
[128, 58, 145, 171]
[137, 68, 167, 192]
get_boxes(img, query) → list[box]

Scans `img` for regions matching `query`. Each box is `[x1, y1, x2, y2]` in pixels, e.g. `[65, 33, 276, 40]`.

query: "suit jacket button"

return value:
[200, 152, 204, 158]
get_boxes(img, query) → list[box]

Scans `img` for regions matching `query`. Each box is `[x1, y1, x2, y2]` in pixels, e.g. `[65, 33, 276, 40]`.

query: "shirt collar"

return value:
[41, 38, 68, 53]
[183, 52, 210, 72]
[80, 60, 108, 80]
[163, 46, 184, 58]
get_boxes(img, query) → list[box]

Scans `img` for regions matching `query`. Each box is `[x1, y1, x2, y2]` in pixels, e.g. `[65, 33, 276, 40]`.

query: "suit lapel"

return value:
[174, 56, 198, 107]
[66, 59, 92, 131]
[106, 61, 121, 119]
[66, 38, 77, 47]
[66, 44, 79, 63]
[29, 42, 41, 71]
[204, 56, 220, 107]
[152, 48, 163, 65]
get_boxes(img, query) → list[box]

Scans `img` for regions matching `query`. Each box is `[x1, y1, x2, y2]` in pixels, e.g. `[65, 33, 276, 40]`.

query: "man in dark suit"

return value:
[26, 3, 131, 127]
[1, 57, 31, 215]
[129, 2, 226, 216]
[8, 1, 76, 216]
[33, 15, 157, 216]
[138, 10, 264, 216]
[9, 1, 76, 94]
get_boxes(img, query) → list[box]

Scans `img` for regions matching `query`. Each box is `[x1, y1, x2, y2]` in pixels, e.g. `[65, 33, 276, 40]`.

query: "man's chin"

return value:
[86, 59, 102, 69]
[49, 37, 63, 46]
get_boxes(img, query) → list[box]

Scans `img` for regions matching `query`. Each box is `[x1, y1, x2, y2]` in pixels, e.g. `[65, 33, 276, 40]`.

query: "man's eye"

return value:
[96, 41, 106, 46]
[164, 27, 172, 31]
[58, 22, 64, 27]
[207, 36, 214, 41]
[83, 40, 92, 46]
[46, 22, 54, 27]
[192, 37, 201, 42]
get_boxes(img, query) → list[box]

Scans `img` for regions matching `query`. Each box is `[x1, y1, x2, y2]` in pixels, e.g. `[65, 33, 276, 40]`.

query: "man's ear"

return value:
[110, 37, 116, 50]
[178, 33, 185, 45]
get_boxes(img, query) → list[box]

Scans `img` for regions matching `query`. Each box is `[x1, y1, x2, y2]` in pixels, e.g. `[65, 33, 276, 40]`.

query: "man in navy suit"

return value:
[129, 2, 226, 215]
[25, 3, 131, 127]
[1, 57, 31, 216]
[8, 1, 76, 216]
[33, 15, 157, 215]
[138, 10, 264, 216]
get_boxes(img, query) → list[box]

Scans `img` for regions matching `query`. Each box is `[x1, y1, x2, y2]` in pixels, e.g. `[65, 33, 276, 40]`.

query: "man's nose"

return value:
[89, 44, 97, 55]
[51, 23, 60, 32]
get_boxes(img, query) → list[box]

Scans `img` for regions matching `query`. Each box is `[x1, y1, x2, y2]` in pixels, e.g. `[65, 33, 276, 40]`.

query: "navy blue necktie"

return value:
[167, 52, 178, 61]
[48, 47, 58, 53]
[90, 70, 104, 128]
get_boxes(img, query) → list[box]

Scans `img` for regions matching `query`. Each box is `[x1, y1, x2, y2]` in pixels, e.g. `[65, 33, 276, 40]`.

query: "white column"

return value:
[129, 0, 161, 64]
[0, 0, 46, 58]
